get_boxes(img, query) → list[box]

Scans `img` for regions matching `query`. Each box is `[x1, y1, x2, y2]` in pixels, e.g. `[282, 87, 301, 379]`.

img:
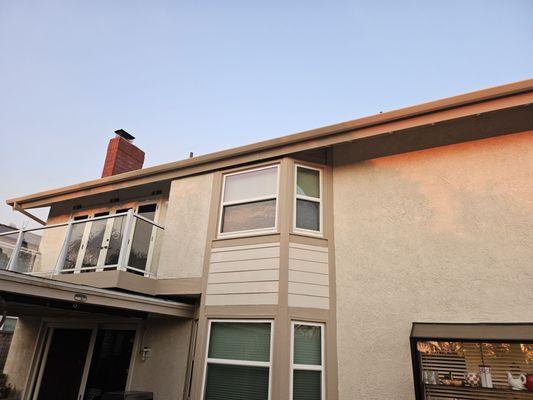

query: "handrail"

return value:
[0, 212, 164, 237]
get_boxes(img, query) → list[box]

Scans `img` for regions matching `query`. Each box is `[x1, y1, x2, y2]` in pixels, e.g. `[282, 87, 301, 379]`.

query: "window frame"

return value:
[290, 321, 325, 400]
[201, 319, 275, 400]
[218, 164, 280, 238]
[293, 164, 323, 237]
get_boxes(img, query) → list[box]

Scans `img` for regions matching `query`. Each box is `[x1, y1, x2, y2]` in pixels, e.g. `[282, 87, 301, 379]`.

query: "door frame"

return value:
[31, 323, 97, 400]
[28, 321, 140, 400]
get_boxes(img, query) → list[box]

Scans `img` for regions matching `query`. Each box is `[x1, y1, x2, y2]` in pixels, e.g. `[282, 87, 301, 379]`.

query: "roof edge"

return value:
[7, 78, 533, 207]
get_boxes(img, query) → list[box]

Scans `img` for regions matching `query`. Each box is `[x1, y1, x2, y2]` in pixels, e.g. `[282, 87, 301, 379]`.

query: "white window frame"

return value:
[201, 319, 274, 400]
[293, 164, 323, 237]
[290, 321, 325, 400]
[218, 165, 280, 238]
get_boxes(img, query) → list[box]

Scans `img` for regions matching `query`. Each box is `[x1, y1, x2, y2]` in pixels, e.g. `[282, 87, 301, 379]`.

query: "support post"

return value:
[54, 221, 74, 274]
[117, 209, 134, 271]
[6, 230, 24, 272]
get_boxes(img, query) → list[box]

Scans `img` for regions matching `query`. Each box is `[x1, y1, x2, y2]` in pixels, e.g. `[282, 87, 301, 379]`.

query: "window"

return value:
[291, 322, 325, 400]
[203, 320, 273, 400]
[294, 165, 322, 234]
[219, 166, 279, 235]
[410, 322, 533, 400]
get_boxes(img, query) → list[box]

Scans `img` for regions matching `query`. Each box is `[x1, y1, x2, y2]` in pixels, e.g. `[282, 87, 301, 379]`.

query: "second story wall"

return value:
[331, 129, 533, 399]
[157, 173, 214, 279]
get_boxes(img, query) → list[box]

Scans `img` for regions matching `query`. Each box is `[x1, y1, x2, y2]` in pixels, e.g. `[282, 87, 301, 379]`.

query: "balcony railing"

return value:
[0, 210, 163, 278]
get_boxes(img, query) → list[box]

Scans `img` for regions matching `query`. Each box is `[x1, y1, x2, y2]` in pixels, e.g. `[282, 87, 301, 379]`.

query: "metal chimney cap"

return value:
[114, 129, 135, 141]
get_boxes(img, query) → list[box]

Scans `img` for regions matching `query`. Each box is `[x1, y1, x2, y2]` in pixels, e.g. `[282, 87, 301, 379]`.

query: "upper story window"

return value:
[219, 165, 279, 236]
[294, 165, 322, 235]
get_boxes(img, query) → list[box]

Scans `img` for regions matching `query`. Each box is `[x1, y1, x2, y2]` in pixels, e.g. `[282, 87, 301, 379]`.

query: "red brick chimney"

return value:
[101, 130, 145, 178]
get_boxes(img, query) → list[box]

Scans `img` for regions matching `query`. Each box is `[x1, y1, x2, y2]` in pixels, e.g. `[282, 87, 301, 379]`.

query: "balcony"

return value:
[0, 210, 163, 279]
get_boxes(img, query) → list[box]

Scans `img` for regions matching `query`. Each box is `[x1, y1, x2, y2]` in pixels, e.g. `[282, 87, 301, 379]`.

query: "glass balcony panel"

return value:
[127, 217, 154, 273]
[104, 214, 127, 266]
[0, 232, 19, 270]
[81, 215, 109, 271]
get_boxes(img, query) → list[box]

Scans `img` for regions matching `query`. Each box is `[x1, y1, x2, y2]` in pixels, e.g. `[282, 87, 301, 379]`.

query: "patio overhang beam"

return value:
[0, 270, 194, 318]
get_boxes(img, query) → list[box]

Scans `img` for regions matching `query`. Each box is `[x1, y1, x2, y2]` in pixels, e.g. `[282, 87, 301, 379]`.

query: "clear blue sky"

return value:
[1, 0, 532, 228]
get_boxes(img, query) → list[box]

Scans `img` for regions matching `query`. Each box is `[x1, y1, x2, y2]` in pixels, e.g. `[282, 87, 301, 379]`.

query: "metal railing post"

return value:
[54, 221, 74, 275]
[117, 209, 135, 271]
[6, 230, 24, 272]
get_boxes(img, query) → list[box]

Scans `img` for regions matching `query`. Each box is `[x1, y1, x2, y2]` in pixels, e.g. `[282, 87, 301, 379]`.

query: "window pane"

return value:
[294, 324, 321, 365]
[224, 167, 277, 203]
[221, 200, 276, 233]
[296, 199, 320, 231]
[208, 322, 271, 362]
[293, 370, 321, 400]
[205, 364, 269, 400]
[127, 218, 153, 271]
[297, 167, 320, 198]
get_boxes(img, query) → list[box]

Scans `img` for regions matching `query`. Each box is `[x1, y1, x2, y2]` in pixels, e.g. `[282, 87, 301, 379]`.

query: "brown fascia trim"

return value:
[7, 78, 533, 209]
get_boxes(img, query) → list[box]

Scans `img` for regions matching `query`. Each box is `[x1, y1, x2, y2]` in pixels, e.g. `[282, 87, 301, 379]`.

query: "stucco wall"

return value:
[130, 318, 193, 400]
[157, 173, 213, 278]
[332, 131, 533, 399]
[3, 317, 41, 400]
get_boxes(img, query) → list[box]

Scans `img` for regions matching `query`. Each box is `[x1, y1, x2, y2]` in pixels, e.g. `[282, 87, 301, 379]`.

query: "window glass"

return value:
[295, 166, 321, 233]
[297, 167, 320, 198]
[220, 166, 278, 234]
[221, 200, 276, 233]
[223, 167, 277, 203]
[204, 364, 269, 400]
[295, 200, 320, 232]
[205, 321, 272, 400]
[292, 322, 324, 400]
[293, 370, 321, 400]
[208, 322, 271, 362]
[294, 324, 322, 365]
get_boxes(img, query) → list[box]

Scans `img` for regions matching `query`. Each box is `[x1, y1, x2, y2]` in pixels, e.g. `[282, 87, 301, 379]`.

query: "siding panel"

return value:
[288, 243, 330, 309]
[206, 243, 281, 306]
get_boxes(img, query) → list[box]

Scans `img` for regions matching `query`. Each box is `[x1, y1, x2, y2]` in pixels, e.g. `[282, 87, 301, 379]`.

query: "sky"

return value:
[0, 0, 532, 229]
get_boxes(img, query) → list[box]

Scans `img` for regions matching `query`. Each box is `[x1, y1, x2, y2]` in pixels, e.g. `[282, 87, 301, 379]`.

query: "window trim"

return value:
[290, 321, 325, 400]
[293, 164, 323, 237]
[201, 319, 275, 400]
[218, 164, 280, 238]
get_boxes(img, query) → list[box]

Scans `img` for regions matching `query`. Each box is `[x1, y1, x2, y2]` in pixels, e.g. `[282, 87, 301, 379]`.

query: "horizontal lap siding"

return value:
[288, 243, 330, 310]
[206, 243, 280, 306]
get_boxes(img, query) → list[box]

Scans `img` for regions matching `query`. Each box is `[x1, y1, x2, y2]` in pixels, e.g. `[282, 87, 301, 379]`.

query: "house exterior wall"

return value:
[3, 318, 41, 399]
[157, 173, 213, 279]
[129, 318, 193, 400]
[332, 130, 533, 399]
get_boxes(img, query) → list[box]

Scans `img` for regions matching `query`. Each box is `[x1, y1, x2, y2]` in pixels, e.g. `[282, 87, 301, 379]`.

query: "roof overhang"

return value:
[0, 270, 194, 318]
[7, 79, 533, 210]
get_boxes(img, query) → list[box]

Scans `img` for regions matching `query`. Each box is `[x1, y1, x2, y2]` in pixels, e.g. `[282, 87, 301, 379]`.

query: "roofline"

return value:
[7, 78, 533, 208]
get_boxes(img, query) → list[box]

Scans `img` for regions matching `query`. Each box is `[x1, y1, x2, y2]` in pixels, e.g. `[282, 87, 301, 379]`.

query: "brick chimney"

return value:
[101, 130, 145, 178]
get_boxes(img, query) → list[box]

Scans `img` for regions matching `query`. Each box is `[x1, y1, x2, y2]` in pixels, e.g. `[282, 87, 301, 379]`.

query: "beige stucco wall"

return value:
[130, 318, 193, 400]
[157, 173, 213, 278]
[332, 131, 533, 399]
[3, 317, 41, 400]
